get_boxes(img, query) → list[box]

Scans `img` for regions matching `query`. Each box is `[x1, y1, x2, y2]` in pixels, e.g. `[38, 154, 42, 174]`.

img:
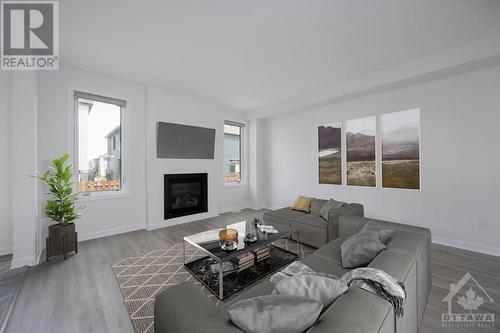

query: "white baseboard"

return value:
[11, 256, 34, 269]
[218, 204, 253, 214]
[36, 247, 43, 265]
[219, 204, 275, 214]
[432, 236, 500, 257]
[250, 204, 272, 211]
[79, 224, 146, 242]
[244, 203, 272, 210]
[219, 207, 243, 214]
[147, 212, 218, 231]
[264, 205, 282, 211]
[0, 246, 12, 256]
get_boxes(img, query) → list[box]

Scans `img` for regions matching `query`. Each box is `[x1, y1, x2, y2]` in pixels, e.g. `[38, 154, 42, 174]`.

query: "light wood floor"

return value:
[4, 209, 500, 333]
[0, 255, 26, 333]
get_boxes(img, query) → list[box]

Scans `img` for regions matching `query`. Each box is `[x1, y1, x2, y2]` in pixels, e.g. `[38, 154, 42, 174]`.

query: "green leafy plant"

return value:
[38, 154, 83, 225]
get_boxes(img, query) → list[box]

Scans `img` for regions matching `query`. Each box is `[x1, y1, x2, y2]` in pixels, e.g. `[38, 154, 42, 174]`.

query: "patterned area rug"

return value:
[111, 239, 313, 333]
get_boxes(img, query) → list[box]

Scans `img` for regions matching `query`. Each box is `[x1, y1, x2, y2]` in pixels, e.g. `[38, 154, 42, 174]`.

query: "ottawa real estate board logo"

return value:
[442, 272, 495, 329]
[1, 1, 58, 70]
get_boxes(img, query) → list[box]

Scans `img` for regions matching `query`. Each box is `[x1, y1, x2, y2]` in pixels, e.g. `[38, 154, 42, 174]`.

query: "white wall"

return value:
[248, 119, 269, 209]
[10, 72, 40, 267]
[264, 65, 500, 256]
[0, 72, 12, 255]
[38, 67, 148, 241]
[3, 66, 252, 263]
[145, 86, 250, 229]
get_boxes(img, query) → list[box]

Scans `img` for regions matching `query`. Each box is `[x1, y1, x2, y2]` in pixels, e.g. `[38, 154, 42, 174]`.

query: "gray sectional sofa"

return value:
[155, 215, 431, 333]
[263, 199, 364, 248]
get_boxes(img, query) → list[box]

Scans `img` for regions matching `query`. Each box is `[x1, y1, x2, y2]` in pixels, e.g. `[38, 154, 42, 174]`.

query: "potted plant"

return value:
[37, 154, 83, 260]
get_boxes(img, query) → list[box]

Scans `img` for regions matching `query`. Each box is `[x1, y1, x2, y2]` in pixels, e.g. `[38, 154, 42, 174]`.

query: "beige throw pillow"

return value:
[291, 196, 314, 213]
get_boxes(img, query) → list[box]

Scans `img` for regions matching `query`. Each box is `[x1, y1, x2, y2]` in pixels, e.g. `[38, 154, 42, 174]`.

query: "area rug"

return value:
[111, 239, 313, 333]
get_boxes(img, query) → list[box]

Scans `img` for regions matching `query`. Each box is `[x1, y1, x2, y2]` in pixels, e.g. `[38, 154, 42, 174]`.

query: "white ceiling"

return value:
[60, 0, 500, 112]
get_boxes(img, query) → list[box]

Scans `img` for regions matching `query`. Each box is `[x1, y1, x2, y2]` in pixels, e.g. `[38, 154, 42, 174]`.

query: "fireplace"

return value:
[164, 173, 208, 219]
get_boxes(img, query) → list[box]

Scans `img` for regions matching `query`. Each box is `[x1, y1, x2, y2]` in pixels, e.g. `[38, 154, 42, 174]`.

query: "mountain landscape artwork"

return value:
[381, 109, 420, 189]
[318, 123, 342, 184]
[346, 116, 376, 187]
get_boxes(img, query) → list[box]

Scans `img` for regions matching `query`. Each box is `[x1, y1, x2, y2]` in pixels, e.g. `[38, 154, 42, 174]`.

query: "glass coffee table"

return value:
[183, 221, 298, 299]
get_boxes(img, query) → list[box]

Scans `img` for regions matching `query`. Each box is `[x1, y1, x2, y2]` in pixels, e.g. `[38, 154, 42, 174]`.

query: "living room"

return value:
[0, 1, 499, 333]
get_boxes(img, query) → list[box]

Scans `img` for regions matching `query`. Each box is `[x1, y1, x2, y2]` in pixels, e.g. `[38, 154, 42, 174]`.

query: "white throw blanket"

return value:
[340, 267, 407, 317]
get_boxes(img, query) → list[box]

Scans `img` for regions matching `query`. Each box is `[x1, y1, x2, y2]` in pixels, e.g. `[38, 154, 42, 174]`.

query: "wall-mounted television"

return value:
[157, 122, 216, 159]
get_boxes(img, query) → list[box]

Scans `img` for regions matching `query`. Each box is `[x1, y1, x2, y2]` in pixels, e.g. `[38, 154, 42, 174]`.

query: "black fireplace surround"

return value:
[164, 173, 208, 220]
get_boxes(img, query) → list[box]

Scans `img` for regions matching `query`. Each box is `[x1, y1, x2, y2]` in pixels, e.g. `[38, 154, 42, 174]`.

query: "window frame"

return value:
[223, 120, 246, 186]
[74, 90, 128, 200]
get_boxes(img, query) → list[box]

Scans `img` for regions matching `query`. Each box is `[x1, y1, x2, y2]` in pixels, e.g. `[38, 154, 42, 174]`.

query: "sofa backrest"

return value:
[334, 215, 432, 333]
[337, 215, 366, 238]
[310, 199, 327, 215]
[310, 198, 349, 216]
[338, 215, 430, 240]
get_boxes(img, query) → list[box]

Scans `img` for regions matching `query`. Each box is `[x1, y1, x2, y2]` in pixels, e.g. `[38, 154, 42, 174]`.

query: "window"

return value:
[224, 121, 244, 184]
[75, 91, 125, 194]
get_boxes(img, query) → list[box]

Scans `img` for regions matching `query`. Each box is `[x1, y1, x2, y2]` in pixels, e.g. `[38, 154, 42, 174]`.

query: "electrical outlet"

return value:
[477, 218, 487, 230]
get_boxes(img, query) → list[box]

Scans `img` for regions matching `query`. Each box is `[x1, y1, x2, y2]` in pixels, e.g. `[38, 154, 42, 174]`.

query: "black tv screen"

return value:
[157, 122, 216, 159]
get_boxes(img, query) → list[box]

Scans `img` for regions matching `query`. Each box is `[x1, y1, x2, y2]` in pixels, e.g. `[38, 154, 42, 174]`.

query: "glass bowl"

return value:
[219, 228, 239, 242]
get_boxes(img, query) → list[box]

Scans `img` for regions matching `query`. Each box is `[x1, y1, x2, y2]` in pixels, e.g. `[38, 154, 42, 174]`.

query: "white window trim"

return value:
[73, 90, 130, 201]
[224, 120, 247, 186]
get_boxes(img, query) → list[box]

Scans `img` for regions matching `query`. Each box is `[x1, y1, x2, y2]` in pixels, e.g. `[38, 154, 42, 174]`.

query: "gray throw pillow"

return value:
[273, 273, 348, 307]
[227, 295, 323, 333]
[360, 221, 395, 244]
[319, 199, 346, 220]
[341, 230, 386, 268]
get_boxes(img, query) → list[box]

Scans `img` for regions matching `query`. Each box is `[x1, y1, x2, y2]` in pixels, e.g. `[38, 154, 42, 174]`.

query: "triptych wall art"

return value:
[318, 108, 420, 190]
[346, 116, 376, 187]
[318, 123, 342, 185]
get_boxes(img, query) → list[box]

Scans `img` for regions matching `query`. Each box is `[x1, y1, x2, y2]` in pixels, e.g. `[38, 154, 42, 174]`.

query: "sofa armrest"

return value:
[327, 203, 364, 241]
[154, 282, 242, 333]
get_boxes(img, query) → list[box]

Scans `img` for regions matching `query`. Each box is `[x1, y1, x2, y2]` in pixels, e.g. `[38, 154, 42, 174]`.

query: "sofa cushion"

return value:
[311, 238, 344, 264]
[155, 282, 239, 333]
[264, 214, 292, 229]
[291, 196, 314, 213]
[227, 295, 322, 333]
[264, 207, 307, 221]
[290, 221, 328, 248]
[319, 199, 347, 220]
[302, 253, 351, 277]
[341, 231, 386, 268]
[273, 274, 348, 307]
[293, 214, 328, 228]
[338, 215, 366, 239]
